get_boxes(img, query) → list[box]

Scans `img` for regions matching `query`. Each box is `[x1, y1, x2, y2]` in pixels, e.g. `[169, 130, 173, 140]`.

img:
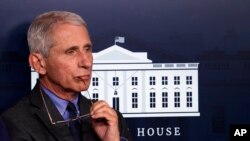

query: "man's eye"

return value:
[85, 46, 92, 52]
[66, 50, 76, 54]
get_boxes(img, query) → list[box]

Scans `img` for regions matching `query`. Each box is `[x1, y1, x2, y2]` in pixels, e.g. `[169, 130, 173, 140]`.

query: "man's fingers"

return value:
[90, 100, 118, 124]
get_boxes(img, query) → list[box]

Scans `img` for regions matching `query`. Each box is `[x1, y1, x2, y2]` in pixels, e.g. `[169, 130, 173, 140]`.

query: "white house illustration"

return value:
[31, 42, 200, 118]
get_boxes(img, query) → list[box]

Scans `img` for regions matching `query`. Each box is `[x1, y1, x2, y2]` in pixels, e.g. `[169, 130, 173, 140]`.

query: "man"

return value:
[1, 11, 132, 141]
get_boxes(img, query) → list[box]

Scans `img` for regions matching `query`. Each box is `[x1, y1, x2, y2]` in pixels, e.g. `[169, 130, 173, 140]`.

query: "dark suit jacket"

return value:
[1, 82, 132, 141]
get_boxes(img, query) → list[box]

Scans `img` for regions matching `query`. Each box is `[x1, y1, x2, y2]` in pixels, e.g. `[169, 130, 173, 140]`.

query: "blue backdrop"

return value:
[0, 1, 250, 140]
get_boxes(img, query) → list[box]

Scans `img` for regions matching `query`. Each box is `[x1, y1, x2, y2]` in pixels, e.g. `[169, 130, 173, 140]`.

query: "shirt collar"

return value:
[40, 84, 79, 118]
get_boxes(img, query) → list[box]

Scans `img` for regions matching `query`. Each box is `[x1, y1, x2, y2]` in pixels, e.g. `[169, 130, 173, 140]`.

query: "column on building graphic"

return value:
[31, 44, 200, 118]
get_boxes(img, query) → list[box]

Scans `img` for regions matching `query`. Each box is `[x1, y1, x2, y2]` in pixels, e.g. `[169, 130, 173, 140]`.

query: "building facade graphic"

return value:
[31, 44, 200, 118]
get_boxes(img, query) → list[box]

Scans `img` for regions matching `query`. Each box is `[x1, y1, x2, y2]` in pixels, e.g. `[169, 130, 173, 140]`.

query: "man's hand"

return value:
[90, 100, 120, 141]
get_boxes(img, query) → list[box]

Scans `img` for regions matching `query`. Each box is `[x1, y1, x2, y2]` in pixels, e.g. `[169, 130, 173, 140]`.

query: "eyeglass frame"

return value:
[39, 88, 93, 125]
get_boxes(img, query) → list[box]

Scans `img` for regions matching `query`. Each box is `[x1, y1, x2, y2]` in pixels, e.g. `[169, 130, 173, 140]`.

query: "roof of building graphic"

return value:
[93, 44, 152, 63]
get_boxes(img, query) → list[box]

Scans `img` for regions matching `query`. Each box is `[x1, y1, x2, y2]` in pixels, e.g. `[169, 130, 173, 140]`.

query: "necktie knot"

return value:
[67, 102, 77, 118]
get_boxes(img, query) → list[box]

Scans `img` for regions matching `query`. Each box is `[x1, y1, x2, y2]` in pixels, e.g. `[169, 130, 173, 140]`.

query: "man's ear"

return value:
[29, 53, 47, 75]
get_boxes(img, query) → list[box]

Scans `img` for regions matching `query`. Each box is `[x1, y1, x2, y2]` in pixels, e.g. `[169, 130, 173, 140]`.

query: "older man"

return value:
[1, 11, 132, 141]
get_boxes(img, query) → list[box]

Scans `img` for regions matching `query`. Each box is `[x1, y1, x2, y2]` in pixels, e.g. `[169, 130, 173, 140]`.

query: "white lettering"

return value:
[166, 127, 171, 136]
[241, 129, 247, 136]
[147, 128, 154, 136]
[234, 129, 247, 136]
[174, 127, 181, 136]
[137, 127, 181, 137]
[234, 129, 241, 136]
[137, 128, 145, 136]
[156, 127, 164, 136]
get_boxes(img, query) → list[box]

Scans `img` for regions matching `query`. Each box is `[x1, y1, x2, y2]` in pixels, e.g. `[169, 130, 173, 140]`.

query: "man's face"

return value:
[42, 23, 93, 95]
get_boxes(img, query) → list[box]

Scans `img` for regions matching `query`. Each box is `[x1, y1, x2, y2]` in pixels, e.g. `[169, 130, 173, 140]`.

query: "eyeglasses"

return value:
[39, 88, 93, 125]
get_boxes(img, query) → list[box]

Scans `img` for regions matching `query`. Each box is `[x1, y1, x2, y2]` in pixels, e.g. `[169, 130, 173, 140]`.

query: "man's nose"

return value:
[78, 53, 93, 68]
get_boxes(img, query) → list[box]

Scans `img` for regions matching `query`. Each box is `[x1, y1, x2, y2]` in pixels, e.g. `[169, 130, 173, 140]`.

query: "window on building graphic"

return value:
[150, 92, 156, 108]
[132, 77, 138, 86]
[132, 92, 138, 108]
[162, 92, 168, 108]
[113, 77, 119, 86]
[92, 93, 99, 101]
[149, 76, 156, 85]
[174, 76, 180, 85]
[92, 77, 99, 86]
[162, 76, 168, 85]
[186, 92, 192, 107]
[174, 92, 180, 107]
[186, 76, 192, 85]
[113, 97, 119, 111]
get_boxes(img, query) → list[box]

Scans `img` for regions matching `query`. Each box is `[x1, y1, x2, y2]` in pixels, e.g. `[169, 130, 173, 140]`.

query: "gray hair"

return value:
[27, 11, 87, 57]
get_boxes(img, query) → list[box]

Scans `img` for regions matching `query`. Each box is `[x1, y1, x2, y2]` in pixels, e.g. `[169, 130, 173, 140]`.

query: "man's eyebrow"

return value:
[65, 43, 92, 52]
[84, 43, 92, 48]
[65, 46, 78, 51]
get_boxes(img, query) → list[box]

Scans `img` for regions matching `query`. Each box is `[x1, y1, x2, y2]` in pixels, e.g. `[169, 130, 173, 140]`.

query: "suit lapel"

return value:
[30, 83, 74, 141]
